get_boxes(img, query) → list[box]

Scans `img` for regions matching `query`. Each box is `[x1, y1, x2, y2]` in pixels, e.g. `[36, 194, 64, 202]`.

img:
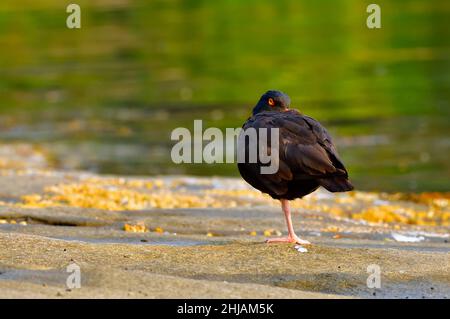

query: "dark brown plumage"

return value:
[238, 109, 353, 199]
[237, 90, 353, 245]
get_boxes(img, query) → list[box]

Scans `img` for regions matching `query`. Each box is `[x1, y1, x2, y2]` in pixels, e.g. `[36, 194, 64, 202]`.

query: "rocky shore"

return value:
[0, 169, 448, 298]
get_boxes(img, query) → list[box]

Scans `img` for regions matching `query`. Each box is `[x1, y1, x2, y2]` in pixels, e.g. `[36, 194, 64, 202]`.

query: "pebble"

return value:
[294, 245, 308, 253]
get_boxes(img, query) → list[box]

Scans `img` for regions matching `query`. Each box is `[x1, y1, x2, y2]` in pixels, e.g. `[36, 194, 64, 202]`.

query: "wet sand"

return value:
[0, 170, 448, 298]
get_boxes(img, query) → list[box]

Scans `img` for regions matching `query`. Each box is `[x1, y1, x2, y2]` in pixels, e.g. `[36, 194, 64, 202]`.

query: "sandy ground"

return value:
[0, 170, 448, 299]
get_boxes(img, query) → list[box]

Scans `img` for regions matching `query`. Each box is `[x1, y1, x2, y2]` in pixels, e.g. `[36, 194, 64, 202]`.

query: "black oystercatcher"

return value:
[238, 90, 353, 245]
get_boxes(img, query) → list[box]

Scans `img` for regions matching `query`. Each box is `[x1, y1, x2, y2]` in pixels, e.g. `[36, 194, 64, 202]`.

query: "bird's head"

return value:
[252, 90, 291, 115]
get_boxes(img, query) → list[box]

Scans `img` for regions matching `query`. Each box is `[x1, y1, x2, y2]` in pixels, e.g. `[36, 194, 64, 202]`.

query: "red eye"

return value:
[268, 98, 275, 106]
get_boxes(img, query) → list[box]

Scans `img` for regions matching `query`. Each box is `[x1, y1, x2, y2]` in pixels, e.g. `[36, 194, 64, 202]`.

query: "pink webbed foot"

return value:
[266, 235, 311, 245]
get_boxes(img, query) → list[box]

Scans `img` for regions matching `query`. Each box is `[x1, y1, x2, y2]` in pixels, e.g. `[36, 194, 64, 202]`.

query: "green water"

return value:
[0, 0, 449, 192]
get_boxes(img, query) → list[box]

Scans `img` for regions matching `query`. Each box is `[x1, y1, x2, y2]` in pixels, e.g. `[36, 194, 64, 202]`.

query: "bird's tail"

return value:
[319, 177, 354, 192]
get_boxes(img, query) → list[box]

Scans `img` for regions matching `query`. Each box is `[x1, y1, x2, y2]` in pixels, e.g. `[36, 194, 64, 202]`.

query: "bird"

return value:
[237, 90, 353, 245]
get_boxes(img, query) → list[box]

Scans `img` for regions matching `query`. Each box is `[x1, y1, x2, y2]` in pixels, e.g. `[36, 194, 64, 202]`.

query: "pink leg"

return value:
[266, 199, 311, 245]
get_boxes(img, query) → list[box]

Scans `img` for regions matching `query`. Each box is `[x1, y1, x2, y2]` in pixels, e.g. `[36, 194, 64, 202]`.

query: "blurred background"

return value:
[0, 0, 448, 192]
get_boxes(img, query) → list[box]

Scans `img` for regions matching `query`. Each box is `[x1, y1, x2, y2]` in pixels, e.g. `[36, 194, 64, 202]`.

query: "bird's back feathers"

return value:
[238, 110, 353, 199]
